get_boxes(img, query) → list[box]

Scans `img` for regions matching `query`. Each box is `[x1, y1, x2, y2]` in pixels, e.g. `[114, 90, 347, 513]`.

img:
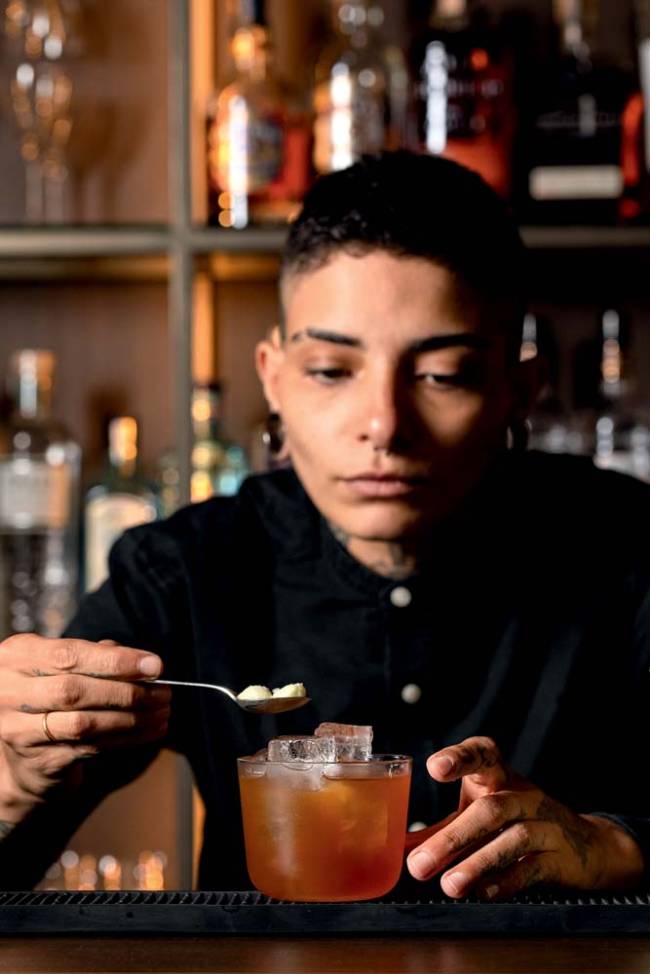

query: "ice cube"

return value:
[266, 761, 324, 791]
[267, 735, 336, 764]
[315, 722, 373, 761]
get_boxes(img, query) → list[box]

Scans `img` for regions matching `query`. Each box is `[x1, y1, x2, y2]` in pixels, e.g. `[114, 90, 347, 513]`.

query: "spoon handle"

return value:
[150, 679, 238, 701]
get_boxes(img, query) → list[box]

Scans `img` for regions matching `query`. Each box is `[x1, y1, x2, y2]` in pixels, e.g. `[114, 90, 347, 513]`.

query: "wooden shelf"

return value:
[520, 225, 650, 249]
[0, 226, 171, 258]
[188, 226, 288, 254]
[0, 225, 650, 266]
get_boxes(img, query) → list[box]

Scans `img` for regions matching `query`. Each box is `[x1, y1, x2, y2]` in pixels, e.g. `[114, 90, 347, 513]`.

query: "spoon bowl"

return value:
[149, 679, 311, 715]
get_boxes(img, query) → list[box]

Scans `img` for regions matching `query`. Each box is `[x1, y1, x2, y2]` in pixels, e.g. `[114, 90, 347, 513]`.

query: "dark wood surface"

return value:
[2, 936, 650, 973]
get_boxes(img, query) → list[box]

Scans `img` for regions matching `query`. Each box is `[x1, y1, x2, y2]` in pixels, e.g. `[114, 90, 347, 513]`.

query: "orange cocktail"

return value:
[237, 755, 411, 901]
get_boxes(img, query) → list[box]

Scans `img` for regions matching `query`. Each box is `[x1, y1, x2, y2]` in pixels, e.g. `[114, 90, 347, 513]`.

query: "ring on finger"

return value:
[42, 711, 59, 744]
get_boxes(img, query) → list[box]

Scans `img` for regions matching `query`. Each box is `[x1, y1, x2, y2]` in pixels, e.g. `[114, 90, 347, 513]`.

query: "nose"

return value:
[357, 370, 410, 453]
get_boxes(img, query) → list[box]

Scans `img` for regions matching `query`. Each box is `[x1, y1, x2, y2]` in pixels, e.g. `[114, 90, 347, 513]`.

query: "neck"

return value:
[328, 522, 422, 579]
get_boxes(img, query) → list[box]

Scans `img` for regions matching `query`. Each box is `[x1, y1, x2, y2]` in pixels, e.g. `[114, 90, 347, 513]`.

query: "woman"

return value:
[0, 152, 647, 894]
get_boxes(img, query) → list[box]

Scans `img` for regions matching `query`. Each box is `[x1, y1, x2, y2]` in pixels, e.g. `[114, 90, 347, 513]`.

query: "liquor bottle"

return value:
[593, 310, 650, 480]
[520, 313, 567, 453]
[84, 417, 158, 592]
[525, 0, 634, 224]
[520, 313, 592, 456]
[158, 383, 250, 517]
[206, 0, 311, 228]
[619, 0, 650, 221]
[413, 0, 515, 196]
[0, 349, 81, 638]
[313, 0, 414, 174]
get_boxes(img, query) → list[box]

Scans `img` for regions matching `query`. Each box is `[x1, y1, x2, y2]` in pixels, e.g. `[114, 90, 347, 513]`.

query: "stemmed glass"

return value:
[3, 0, 83, 222]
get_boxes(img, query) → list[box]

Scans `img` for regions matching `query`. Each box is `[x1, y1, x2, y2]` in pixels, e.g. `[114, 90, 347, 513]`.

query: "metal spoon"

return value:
[149, 679, 311, 715]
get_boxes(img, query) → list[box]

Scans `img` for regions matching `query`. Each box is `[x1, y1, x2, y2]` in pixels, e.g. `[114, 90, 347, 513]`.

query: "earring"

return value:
[262, 412, 285, 457]
[506, 419, 531, 452]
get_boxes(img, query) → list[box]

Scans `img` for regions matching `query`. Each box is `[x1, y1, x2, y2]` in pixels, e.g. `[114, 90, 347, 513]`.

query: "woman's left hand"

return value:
[405, 736, 644, 900]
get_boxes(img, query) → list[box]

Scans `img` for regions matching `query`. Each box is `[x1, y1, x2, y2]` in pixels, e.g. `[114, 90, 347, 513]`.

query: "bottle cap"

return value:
[10, 348, 56, 378]
[108, 416, 138, 466]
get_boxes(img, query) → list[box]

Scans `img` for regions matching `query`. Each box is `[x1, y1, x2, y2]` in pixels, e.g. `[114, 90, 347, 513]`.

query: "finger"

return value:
[407, 790, 536, 881]
[42, 708, 170, 747]
[427, 736, 509, 790]
[43, 707, 171, 746]
[404, 811, 460, 853]
[472, 853, 555, 901]
[6, 672, 171, 714]
[98, 639, 119, 646]
[15, 638, 163, 681]
[24, 718, 170, 775]
[438, 821, 554, 898]
[2, 706, 170, 750]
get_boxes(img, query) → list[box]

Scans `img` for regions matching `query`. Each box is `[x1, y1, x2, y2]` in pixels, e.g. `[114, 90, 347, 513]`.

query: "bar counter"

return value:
[3, 935, 650, 973]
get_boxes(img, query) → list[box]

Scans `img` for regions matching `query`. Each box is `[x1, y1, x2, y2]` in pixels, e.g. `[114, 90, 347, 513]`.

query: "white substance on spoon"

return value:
[237, 685, 273, 700]
[272, 683, 307, 698]
[237, 682, 307, 701]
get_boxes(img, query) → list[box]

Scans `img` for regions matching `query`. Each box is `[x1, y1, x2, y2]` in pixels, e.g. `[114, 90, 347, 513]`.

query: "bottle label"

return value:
[595, 452, 650, 481]
[85, 493, 156, 592]
[210, 102, 284, 194]
[0, 458, 72, 530]
[313, 79, 386, 174]
[529, 165, 623, 200]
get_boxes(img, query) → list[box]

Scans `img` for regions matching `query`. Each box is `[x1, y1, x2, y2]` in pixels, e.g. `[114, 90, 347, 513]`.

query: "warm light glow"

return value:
[470, 48, 489, 71]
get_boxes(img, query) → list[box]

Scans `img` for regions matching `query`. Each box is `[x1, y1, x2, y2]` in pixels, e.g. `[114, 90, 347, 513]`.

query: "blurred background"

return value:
[0, 0, 649, 891]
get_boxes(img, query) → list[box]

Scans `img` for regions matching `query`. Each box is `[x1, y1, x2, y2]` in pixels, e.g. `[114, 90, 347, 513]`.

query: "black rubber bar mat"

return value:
[1, 890, 650, 935]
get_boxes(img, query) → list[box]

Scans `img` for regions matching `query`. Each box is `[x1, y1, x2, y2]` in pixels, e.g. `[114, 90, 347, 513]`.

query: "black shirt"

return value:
[64, 451, 650, 891]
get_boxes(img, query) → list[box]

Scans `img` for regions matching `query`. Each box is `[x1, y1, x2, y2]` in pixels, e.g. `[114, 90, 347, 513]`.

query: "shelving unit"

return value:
[1, 0, 649, 892]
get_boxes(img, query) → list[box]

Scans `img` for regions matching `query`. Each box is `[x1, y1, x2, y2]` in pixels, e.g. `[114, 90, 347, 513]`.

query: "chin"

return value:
[337, 503, 432, 542]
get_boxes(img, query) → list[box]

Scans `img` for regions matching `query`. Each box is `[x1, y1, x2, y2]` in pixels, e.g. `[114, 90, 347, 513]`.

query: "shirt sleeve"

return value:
[585, 584, 650, 886]
[64, 521, 186, 653]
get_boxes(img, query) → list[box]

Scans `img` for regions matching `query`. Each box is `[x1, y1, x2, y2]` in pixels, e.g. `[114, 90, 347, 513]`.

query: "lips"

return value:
[342, 474, 428, 499]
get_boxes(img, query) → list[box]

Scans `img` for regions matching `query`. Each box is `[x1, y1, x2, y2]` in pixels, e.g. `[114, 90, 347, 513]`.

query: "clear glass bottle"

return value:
[521, 313, 592, 456]
[313, 0, 414, 174]
[593, 310, 650, 480]
[414, 0, 515, 196]
[158, 383, 250, 517]
[206, 0, 311, 228]
[525, 0, 634, 224]
[0, 349, 81, 637]
[84, 417, 158, 593]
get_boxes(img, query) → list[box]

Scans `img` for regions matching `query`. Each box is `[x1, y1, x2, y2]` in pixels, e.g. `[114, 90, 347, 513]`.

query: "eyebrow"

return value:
[289, 328, 489, 353]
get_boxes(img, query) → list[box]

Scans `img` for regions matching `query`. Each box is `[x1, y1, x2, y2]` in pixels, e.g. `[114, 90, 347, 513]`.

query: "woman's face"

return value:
[257, 250, 530, 542]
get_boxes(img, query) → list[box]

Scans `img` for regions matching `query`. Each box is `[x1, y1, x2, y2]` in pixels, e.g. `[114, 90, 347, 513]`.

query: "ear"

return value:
[255, 325, 285, 413]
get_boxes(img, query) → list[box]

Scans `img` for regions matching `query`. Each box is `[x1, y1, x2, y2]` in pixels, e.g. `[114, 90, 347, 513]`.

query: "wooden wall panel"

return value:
[0, 281, 171, 474]
[62, 750, 185, 891]
[0, 0, 168, 225]
[212, 278, 280, 453]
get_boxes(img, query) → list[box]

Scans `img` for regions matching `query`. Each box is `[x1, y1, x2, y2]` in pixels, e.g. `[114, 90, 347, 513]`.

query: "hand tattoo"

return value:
[537, 795, 592, 871]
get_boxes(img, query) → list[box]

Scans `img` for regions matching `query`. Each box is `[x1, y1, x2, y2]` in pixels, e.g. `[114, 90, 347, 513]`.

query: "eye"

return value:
[304, 367, 351, 385]
[415, 372, 462, 387]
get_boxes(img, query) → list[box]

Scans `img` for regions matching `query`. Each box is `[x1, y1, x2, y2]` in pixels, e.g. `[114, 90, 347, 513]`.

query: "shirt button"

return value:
[389, 586, 412, 608]
[401, 683, 421, 704]
[408, 821, 427, 833]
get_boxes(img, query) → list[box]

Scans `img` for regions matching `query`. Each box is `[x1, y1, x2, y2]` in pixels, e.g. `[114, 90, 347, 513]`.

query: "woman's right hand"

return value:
[0, 634, 171, 821]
